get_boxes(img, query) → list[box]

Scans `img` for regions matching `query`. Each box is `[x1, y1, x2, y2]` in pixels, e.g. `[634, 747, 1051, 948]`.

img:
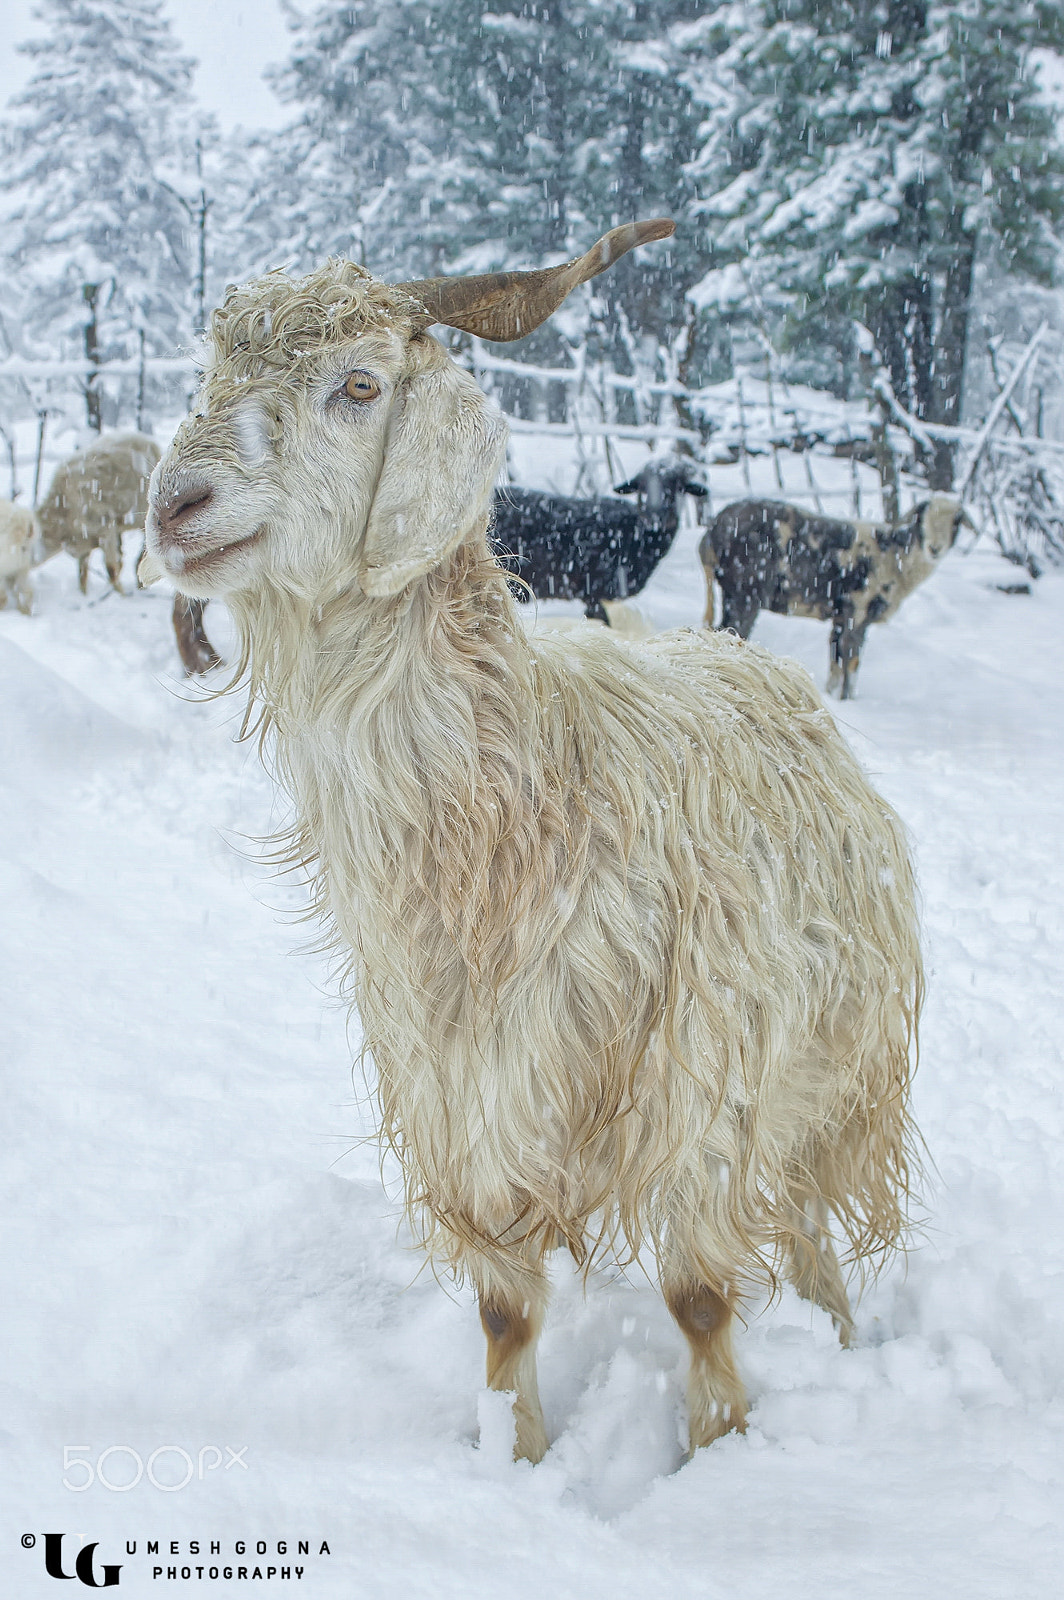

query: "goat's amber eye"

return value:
[343, 372, 381, 402]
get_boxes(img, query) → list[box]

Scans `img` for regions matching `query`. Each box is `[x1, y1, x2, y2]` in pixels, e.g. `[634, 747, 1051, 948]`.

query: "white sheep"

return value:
[140, 226, 923, 1462]
[0, 499, 40, 614]
[38, 431, 161, 594]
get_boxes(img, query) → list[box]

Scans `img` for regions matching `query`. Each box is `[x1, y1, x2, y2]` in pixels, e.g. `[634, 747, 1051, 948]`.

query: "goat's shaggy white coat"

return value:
[143, 260, 923, 1461]
[0, 499, 40, 614]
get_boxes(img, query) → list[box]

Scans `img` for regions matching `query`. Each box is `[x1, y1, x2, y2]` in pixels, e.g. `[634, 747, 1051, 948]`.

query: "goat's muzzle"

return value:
[155, 486, 215, 537]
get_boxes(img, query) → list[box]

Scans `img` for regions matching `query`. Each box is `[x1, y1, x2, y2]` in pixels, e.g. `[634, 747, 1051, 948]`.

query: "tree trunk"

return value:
[194, 136, 210, 337]
[136, 327, 147, 433]
[83, 282, 102, 433]
[874, 402, 900, 525]
[868, 280, 921, 416]
[527, 7, 570, 257]
[33, 409, 47, 506]
[672, 304, 702, 461]
[928, 231, 976, 490]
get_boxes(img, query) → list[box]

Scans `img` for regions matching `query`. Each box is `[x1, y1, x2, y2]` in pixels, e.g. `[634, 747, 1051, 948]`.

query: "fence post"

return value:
[33, 409, 48, 506]
[845, 424, 861, 519]
[958, 322, 1048, 504]
[873, 400, 899, 524]
[0, 421, 17, 500]
[763, 351, 785, 493]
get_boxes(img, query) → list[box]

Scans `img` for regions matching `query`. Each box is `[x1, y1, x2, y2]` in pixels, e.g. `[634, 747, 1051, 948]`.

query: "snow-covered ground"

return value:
[3, 444, 1063, 1598]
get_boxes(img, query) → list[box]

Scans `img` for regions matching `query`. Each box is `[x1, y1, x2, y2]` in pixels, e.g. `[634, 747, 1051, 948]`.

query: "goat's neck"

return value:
[236, 537, 553, 979]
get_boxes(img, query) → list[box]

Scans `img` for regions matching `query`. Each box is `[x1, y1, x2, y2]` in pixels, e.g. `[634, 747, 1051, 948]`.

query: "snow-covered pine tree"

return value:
[683, 0, 1064, 486]
[263, 0, 479, 282]
[265, 1, 701, 397]
[0, 0, 198, 430]
[179, 120, 280, 327]
[465, 2, 705, 368]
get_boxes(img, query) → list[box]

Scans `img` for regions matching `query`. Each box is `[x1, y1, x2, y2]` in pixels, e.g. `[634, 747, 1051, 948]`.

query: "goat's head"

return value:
[614, 461, 708, 518]
[912, 494, 976, 560]
[143, 222, 674, 604]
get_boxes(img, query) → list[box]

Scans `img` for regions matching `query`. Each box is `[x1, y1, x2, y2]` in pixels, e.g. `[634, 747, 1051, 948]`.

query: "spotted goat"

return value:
[701, 495, 971, 698]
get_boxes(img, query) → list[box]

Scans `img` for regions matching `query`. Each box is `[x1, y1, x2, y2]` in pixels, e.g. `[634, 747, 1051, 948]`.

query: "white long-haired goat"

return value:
[0, 498, 40, 613]
[140, 223, 922, 1462]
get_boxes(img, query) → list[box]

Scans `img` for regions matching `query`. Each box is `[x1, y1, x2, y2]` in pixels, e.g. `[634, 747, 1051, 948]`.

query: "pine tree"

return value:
[465, 2, 705, 355]
[264, 0, 469, 281]
[684, 0, 1064, 486]
[265, 2, 703, 368]
[0, 0, 198, 429]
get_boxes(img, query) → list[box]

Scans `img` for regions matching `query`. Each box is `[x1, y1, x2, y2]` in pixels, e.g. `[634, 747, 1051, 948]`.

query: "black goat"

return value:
[700, 494, 971, 698]
[492, 462, 707, 622]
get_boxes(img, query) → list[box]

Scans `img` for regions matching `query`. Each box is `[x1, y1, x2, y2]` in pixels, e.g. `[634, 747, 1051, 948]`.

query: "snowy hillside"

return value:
[3, 503, 1063, 1598]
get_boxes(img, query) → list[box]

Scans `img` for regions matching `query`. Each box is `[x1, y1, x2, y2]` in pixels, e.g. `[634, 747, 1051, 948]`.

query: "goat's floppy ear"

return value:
[613, 476, 641, 495]
[685, 480, 709, 498]
[358, 344, 507, 598]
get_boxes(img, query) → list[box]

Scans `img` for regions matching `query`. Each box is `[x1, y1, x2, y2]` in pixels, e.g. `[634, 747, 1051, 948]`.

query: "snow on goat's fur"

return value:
[0, 499, 40, 613]
[144, 258, 923, 1462]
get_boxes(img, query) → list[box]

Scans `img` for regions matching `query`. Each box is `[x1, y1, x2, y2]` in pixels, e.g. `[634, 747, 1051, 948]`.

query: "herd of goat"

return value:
[2, 220, 961, 1462]
[1, 425, 967, 700]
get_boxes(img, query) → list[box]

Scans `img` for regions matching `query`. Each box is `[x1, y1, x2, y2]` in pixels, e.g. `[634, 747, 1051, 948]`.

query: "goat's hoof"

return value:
[687, 1405, 747, 1454]
[514, 1413, 549, 1464]
[514, 1432, 548, 1465]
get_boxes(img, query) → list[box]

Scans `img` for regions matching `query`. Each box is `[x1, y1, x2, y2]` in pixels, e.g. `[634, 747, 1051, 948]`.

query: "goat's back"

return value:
[492, 486, 673, 603]
[38, 433, 161, 557]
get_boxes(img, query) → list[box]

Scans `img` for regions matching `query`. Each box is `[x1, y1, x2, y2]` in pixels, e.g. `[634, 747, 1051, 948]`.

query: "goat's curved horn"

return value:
[395, 218, 675, 343]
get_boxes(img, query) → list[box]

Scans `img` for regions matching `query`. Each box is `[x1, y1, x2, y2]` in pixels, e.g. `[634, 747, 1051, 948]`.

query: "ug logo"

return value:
[40, 1533, 122, 1586]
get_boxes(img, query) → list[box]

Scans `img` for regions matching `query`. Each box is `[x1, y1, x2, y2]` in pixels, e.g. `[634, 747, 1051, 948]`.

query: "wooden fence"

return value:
[2, 339, 1062, 564]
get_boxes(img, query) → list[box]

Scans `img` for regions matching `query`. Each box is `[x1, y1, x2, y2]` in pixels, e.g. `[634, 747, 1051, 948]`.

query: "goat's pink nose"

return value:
[156, 487, 213, 534]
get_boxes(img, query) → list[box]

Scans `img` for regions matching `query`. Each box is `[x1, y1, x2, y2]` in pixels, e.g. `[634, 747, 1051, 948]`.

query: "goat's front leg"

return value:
[173, 595, 222, 675]
[664, 1277, 747, 1453]
[102, 530, 125, 595]
[717, 583, 760, 641]
[471, 1254, 550, 1463]
[829, 615, 866, 699]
